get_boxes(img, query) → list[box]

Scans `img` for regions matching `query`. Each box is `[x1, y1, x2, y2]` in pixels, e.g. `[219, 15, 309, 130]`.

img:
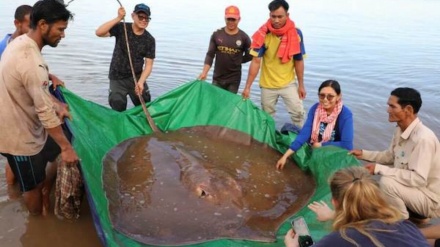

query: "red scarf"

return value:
[251, 18, 300, 63]
[311, 101, 343, 144]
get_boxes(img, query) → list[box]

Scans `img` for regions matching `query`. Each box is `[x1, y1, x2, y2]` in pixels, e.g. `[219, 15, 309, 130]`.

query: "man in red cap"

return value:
[198, 5, 252, 94]
[95, 3, 155, 112]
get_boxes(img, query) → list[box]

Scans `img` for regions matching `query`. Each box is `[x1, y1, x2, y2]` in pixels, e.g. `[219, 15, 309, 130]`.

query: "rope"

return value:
[65, 0, 75, 6]
[116, 0, 159, 132]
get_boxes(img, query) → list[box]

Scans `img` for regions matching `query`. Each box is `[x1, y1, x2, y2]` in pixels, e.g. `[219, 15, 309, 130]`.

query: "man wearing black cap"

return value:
[96, 3, 155, 112]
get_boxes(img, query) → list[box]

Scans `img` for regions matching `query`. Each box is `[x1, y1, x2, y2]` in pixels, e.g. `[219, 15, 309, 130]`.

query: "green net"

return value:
[61, 80, 360, 246]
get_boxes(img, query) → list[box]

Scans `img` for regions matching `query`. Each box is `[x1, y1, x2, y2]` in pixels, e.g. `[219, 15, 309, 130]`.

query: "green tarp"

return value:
[61, 80, 360, 246]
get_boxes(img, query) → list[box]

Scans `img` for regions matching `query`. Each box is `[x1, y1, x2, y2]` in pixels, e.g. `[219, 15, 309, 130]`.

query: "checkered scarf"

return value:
[55, 160, 83, 220]
[311, 100, 343, 144]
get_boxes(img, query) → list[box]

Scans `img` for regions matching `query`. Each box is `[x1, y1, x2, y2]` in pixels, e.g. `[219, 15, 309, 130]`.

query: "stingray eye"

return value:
[196, 187, 209, 198]
[200, 190, 207, 197]
[201, 190, 213, 198]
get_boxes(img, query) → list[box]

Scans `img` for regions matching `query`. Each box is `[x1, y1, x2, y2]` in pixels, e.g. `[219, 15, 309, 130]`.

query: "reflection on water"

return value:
[1, 0, 439, 245]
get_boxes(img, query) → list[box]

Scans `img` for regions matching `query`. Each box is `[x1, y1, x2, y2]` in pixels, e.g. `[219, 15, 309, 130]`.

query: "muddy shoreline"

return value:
[0, 156, 102, 247]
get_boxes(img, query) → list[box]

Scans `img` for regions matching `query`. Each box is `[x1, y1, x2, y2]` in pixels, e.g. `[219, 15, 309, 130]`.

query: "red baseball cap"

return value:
[225, 5, 240, 19]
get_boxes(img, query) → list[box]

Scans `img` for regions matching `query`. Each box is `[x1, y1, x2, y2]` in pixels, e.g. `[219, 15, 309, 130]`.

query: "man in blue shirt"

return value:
[0, 5, 32, 186]
[0, 5, 32, 59]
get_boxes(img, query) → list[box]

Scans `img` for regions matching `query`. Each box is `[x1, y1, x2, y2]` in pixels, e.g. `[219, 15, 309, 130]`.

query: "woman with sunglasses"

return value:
[276, 79, 353, 169]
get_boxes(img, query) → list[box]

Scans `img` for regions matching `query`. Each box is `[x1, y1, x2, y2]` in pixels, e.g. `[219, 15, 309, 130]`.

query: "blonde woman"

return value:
[285, 166, 429, 247]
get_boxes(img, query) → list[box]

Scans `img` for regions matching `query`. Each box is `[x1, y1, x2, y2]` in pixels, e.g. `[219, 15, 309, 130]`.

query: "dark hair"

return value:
[15, 5, 32, 22]
[390, 87, 422, 113]
[318, 79, 341, 95]
[30, 0, 73, 29]
[268, 0, 289, 12]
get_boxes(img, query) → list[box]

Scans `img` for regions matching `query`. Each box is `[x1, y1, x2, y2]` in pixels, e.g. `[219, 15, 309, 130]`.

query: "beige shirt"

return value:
[0, 35, 61, 155]
[363, 118, 440, 203]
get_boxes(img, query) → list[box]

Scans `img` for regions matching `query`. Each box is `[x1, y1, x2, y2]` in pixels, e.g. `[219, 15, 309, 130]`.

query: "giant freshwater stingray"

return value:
[103, 126, 316, 246]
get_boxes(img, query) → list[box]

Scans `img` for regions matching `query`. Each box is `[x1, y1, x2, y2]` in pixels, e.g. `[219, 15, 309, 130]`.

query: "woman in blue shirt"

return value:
[276, 79, 353, 169]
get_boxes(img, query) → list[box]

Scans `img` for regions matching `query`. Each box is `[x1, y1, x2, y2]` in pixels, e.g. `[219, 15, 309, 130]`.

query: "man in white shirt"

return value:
[351, 87, 440, 220]
[0, 0, 78, 216]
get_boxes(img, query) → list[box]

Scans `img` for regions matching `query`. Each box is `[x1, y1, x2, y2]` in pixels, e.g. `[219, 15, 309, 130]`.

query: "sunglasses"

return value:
[137, 14, 151, 22]
[226, 18, 237, 22]
[318, 93, 336, 101]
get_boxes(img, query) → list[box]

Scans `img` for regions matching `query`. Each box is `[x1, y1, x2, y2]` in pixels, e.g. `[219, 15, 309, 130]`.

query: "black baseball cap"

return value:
[133, 3, 150, 16]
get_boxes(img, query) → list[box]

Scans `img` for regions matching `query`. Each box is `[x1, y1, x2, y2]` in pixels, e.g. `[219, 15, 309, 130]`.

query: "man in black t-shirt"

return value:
[96, 3, 155, 111]
[198, 5, 252, 94]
